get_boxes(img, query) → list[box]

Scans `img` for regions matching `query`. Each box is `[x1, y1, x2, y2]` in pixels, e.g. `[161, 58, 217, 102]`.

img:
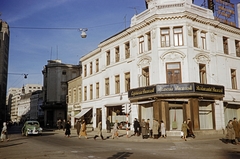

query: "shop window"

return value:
[200, 31, 207, 50]
[115, 46, 120, 62]
[90, 62, 92, 75]
[96, 59, 99, 72]
[105, 78, 109, 96]
[146, 32, 151, 51]
[140, 67, 150, 86]
[106, 50, 110, 66]
[125, 42, 130, 59]
[199, 64, 207, 84]
[193, 28, 198, 48]
[96, 82, 99, 98]
[166, 62, 182, 84]
[223, 37, 228, 54]
[139, 36, 144, 54]
[115, 75, 120, 94]
[199, 103, 213, 129]
[169, 105, 183, 131]
[160, 28, 170, 47]
[125, 72, 130, 92]
[84, 65, 87, 77]
[231, 69, 237, 89]
[173, 27, 183, 46]
[84, 86, 87, 101]
[235, 40, 240, 57]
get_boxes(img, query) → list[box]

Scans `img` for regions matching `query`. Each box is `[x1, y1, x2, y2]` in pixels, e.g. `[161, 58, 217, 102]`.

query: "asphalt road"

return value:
[0, 125, 240, 159]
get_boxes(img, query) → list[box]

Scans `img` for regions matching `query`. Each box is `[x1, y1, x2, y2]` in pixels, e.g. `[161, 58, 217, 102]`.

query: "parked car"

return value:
[22, 121, 43, 136]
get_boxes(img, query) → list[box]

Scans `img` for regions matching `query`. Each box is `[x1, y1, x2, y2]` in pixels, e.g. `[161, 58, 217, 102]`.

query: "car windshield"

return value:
[27, 122, 39, 126]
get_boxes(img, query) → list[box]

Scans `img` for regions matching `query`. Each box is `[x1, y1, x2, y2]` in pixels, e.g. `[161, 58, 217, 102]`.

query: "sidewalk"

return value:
[53, 128, 226, 143]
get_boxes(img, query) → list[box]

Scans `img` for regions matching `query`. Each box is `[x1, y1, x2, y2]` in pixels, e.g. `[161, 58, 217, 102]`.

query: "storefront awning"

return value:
[75, 108, 91, 118]
[131, 100, 155, 105]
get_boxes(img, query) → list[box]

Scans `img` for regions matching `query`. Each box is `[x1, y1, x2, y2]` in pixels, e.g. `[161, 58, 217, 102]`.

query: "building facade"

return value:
[80, 0, 240, 134]
[0, 20, 10, 124]
[67, 76, 83, 127]
[7, 84, 42, 123]
[42, 60, 81, 127]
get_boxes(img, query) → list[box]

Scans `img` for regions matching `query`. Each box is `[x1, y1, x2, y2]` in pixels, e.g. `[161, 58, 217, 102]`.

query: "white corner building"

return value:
[79, 0, 240, 135]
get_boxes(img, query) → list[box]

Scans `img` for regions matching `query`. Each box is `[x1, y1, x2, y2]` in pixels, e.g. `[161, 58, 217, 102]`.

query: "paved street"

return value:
[0, 125, 240, 159]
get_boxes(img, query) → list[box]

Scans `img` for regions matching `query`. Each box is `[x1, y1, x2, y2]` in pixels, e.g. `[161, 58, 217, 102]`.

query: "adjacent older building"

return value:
[42, 59, 81, 127]
[0, 19, 10, 124]
[79, 0, 240, 135]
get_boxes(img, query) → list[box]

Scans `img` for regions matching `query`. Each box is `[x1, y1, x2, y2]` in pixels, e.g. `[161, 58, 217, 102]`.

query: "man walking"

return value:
[94, 121, 104, 140]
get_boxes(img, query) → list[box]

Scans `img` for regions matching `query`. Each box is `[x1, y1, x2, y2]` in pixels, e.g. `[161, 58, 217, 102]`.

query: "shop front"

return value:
[128, 83, 225, 134]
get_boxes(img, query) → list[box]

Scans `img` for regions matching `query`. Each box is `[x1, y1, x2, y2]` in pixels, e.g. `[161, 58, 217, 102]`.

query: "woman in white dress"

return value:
[160, 120, 166, 138]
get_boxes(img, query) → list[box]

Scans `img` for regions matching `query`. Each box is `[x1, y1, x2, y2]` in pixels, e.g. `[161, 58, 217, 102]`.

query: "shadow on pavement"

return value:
[0, 142, 25, 148]
[107, 152, 133, 159]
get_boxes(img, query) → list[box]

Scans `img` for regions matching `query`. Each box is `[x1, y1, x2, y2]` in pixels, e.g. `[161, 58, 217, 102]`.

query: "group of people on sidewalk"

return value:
[133, 118, 166, 139]
[225, 117, 240, 145]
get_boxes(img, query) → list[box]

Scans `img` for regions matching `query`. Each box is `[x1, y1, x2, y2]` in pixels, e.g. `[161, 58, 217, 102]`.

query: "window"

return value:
[201, 31, 207, 50]
[62, 70, 66, 75]
[173, 27, 183, 46]
[223, 37, 228, 54]
[115, 75, 120, 94]
[84, 65, 87, 77]
[96, 82, 99, 98]
[125, 72, 130, 92]
[68, 90, 71, 103]
[199, 64, 207, 84]
[78, 87, 81, 102]
[73, 89, 76, 103]
[90, 84, 93, 100]
[146, 32, 151, 51]
[96, 59, 99, 72]
[166, 62, 182, 84]
[139, 36, 144, 53]
[161, 28, 170, 47]
[235, 40, 240, 57]
[115, 46, 120, 62]
[125, 42, 130, 59]
[84, 86, 87, 101]
[90, 62, 92, 75]
[231, 69, 237, 89]
[141, 67, 150, 86]
[105, 78, 109, 96]
[193, 28, 198, 48]
[106, 50, 110, 66]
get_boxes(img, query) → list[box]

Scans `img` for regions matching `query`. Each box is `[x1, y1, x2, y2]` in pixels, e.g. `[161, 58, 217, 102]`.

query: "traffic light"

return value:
[208, 0, 215, 12]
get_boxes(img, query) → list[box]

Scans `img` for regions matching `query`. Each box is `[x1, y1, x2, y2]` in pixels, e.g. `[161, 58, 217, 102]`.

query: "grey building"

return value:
[42, 60, 81, 127]
[0, 20, 10, 124]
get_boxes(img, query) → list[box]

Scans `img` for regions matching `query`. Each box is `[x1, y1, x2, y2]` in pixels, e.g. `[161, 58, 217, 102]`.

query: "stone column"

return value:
[189, 98, 200, 130]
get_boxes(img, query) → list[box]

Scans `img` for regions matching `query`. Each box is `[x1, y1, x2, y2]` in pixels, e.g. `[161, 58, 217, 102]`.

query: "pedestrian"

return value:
[147, 119, 152, 138]
[225, 120, 236, 144]
[57, 119, 62, 130]
[133, 118, 140, 136]
[112, 120, 119, 139]
[152, 119, 160, 139]
[232, 117, 239, 144]
[75, 119, 81, 136]
[79, 120, 88, 139]
[141, 119, 148, 139]
[62, 119, 66, 131]
[187, 119, 195, 138]
[1, 122, 9, 142]
[106, 118, 111, 133]
[94, 121, 104, 140]
[65, 120, 71, 137]
[181, 120, 189, 141]
[160, 120, 166, 138]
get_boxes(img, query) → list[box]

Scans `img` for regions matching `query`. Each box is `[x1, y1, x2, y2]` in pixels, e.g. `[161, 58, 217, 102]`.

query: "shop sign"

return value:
[128, 85, 156, 97]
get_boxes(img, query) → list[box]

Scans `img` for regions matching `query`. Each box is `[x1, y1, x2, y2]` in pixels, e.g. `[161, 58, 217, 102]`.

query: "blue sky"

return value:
[0, 0, 239, 91]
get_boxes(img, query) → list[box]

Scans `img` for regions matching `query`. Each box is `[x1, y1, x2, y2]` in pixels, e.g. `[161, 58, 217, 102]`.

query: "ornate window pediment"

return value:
[194, 53, 210, 64]
[160, 50, 186, 61]
[137, 56, 152, 67]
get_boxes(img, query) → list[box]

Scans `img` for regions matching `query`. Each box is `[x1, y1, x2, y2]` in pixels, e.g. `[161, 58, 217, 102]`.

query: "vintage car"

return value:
[22, 121, 43, 136]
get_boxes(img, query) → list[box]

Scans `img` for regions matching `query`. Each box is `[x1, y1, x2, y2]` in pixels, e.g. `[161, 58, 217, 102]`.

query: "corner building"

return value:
[80, 0, 240, 135]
